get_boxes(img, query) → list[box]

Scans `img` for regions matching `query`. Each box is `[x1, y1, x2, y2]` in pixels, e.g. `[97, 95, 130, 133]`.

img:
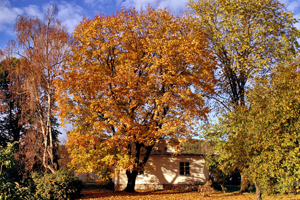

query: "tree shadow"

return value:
[120, 154, 210, 191]
[79, 188, 200, 199]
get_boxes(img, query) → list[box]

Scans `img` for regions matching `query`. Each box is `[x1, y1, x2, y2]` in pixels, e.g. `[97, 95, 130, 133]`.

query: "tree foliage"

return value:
[56, 7, 216, 192]
[0, 51, 45, 176]
[0, 142, 33, 200]
[187, 0, 300, 194]
[205, 58, 300, 199]
[0, 56, 28, 148]
[187, 0, 300, 109]
[13, 5, 69, 173]
[32, 170, 83, 200]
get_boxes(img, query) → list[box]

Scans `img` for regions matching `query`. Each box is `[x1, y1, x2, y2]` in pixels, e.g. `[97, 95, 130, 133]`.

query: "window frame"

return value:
[138, 170, 144, 175]
[179, 162, 190, 176]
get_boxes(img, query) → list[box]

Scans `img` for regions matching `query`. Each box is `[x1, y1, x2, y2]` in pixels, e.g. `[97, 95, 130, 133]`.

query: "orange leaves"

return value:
[56, 6, 216, 176]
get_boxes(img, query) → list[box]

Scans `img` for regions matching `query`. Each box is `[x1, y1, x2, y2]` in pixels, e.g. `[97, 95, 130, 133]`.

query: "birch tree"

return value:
[14, 5, 69, 173]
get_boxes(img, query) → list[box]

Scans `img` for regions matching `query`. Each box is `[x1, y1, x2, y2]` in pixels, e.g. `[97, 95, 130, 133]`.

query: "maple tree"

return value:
[187, 0, 300, 192]
[205, 58, 300, 200]
[56, 7, 216, 192]
[13, 5, 69, 173]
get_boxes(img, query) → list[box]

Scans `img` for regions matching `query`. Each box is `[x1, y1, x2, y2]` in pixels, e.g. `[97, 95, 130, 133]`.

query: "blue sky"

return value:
[0, 0, 189, 48]
[1, 0, 300, 48]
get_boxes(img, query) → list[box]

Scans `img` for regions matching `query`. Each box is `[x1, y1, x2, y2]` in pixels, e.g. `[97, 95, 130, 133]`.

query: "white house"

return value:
[113, 140, 209, 191]
[74, 140, 210, 190]
[113, 153, 209, 191]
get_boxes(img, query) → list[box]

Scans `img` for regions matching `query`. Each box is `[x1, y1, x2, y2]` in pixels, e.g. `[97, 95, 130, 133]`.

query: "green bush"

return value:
[0, 182, 33, 200]
[32, 170, 83, 200]
[0, 142, 33, 200]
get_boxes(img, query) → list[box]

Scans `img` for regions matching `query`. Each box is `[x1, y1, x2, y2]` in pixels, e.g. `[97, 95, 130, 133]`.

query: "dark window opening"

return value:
[180, 162, 190, 175]
[138, 170, 144, 175]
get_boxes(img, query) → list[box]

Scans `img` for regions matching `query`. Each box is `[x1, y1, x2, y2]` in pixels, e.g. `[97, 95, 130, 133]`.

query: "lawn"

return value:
[77, 186, 300, 200]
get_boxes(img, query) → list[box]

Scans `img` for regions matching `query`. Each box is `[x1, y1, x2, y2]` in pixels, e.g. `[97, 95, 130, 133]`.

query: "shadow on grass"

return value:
[79, 184, 256, 199]
[79, 188, 251, 200]
[225, 185, 256, 194]
[225, 186, 240, 193]
[83, 182, 114, 190]
[80, 189, 206, 199]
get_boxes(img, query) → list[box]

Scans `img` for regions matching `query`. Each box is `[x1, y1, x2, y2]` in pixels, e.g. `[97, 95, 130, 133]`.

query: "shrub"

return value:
[198, 181, 214, 197]
[0, 142, 33, 200]
[32, 170, 83, 200]
[0, 182, 33, 200]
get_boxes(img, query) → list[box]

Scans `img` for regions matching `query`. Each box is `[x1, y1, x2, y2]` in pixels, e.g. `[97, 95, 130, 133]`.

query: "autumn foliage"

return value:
[56, 7, 216, 191]
[13, 5, 69, 174]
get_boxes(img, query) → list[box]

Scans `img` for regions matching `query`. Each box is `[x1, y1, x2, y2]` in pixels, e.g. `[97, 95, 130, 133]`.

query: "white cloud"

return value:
[57, 2, 85, 32]
[23, 5, 43, 18]
[122, 0, 157, 7]
[0, 1, 44, 36]
[121, 0, 188, 14]
[294, 13, 300, 30]
[286, 0, 300, 12]
[157, 0, 188, 14]
[0, 0, 22, 35]
[0, 0, 85, 41]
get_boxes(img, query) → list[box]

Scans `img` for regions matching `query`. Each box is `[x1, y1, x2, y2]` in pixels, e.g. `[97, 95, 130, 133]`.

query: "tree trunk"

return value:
[239, 173, 249, 193]
[124, 170, 138, 192]
[221, 184, 227, 193]
[255, 182, 262, 200]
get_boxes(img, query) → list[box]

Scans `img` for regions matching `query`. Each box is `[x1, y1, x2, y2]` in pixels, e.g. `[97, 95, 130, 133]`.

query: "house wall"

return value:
[113, 154, 209, 191]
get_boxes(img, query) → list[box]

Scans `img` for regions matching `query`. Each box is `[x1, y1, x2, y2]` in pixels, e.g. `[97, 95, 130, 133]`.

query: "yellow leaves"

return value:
[57, 5, 216, 176]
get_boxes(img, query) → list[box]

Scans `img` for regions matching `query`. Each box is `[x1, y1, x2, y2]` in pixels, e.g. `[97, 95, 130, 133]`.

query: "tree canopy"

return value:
[0, 56, 27, 148]
[187, 0, 300, 110]
[13, 5, 69, 173]
[188, 0, 300, 194]
[56, 7, 216, 192]
[205, 58, 300, 199]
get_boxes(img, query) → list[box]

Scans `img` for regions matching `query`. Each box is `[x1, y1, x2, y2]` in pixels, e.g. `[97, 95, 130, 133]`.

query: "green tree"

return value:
[0, 57, 27, 148]
[187, 0, 300, 192]
[0, 142, 32, 200]
[206, 59, 300, 200]
[187, 0, 299, 110]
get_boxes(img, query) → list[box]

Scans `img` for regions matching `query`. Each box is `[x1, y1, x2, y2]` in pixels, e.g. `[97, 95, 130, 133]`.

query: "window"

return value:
[138, 170, 144, 175]
[180, 162, 190, 175]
